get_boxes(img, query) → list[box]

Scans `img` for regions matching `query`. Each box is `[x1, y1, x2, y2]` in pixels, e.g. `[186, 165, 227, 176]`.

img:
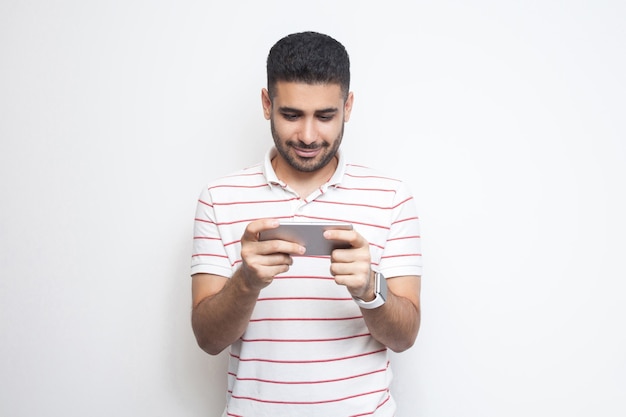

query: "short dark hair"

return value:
[266, 31, 350, 100]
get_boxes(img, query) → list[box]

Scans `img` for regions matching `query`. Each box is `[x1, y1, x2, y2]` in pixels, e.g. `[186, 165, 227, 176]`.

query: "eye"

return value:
[281, 112, 300, 121]
[317, 114, 335, 122]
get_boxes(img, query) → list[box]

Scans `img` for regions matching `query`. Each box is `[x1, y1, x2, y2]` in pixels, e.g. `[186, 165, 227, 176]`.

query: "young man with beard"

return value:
[190, 31, 422, 416]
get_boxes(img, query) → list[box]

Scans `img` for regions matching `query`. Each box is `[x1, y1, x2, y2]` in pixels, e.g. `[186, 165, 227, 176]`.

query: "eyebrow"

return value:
[278, 106, 339, 115]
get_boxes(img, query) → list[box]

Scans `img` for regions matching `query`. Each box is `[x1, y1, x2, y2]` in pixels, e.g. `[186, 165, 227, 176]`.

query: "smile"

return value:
[293, 146, 322, 158]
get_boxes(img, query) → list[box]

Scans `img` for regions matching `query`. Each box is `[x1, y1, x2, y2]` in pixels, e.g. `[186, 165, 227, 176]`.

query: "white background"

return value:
[1, 1, 625, 416]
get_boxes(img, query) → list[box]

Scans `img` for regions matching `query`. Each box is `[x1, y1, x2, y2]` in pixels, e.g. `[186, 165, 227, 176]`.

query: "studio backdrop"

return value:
[1, 1, 625, 416]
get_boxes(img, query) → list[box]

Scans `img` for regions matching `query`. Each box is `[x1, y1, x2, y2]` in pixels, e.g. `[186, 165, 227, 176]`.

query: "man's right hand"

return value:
[239, 219, 306, 291]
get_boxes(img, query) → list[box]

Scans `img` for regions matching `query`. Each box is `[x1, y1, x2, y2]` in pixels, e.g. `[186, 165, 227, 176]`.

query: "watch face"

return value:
[377, 272, 388, 301]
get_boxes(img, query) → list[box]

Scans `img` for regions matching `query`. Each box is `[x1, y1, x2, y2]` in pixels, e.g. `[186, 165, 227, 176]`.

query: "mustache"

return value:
[286, 141, 329, 149]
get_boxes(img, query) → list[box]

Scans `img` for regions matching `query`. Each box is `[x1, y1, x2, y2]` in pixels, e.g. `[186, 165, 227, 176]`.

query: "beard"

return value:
[270, 119, 344, 173]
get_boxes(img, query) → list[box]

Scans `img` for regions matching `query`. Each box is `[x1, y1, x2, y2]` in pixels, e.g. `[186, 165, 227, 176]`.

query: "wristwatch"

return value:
[353, 272, 388, 309]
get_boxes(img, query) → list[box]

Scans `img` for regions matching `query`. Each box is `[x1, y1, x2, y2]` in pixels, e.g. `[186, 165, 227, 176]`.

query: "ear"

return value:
[261, 88, 272, 120]
[343, 92, 354, 122]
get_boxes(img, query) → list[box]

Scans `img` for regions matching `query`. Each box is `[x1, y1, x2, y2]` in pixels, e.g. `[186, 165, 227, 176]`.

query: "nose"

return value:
[298, 118, 317, 145]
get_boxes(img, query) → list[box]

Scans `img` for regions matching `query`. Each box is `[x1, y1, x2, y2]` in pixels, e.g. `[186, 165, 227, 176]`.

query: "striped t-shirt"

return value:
[191, 148, 422, 416]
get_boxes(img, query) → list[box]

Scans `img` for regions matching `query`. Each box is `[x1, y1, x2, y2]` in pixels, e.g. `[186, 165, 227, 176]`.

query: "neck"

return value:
[272, 155, 338, 198]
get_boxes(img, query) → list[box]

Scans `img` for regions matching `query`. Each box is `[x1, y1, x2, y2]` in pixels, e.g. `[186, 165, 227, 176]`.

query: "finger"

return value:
[257, 239, 306, 256]
[332, 273, 350, 287]
[329, 260, 369, 278]
[244, 218, 280, 241]
[246, 219, 307, 255]
[260, 252, 294, 267]
[332, 273, 367, 297]
[330, 244, 371, 264]
[242, 253, 293, 281]
[324, 229, 367, 250]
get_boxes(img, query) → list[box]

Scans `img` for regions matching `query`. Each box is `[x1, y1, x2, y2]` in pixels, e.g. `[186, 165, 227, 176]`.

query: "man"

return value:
[191, 31, 422, 416]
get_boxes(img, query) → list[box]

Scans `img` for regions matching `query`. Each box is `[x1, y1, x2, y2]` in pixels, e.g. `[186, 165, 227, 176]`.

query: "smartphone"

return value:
[259, 221, 353, 256]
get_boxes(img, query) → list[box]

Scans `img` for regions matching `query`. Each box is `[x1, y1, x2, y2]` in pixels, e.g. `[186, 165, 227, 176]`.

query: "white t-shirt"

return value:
[192, 148, 422, 416]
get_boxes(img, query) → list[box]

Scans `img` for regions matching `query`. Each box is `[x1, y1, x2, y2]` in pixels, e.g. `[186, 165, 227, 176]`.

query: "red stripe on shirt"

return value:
[257, 296, 351, 302]
[240, 332, 370, 343]
[212, 196, 299, 206]
[208, 183, 269, 191]
[229, 387, 389, 406]
[228, 364, 387, 385]
[231, 348, 387, 364]
[249, 316, 363, 323]
[294, 215, 391, 230]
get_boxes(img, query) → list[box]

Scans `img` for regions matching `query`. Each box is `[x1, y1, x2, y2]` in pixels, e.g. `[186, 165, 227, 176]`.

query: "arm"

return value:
[360, 274, 421, 352]
[325, 229, 421, 352]
[191, 219, 305, 355]
[191, 272, 259, 355]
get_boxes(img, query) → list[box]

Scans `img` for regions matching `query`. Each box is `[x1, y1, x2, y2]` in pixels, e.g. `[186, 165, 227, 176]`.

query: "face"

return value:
[262, 81, 353, 174]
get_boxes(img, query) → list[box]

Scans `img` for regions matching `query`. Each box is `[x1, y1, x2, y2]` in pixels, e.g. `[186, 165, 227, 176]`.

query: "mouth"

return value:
[293, 145, 322, 159]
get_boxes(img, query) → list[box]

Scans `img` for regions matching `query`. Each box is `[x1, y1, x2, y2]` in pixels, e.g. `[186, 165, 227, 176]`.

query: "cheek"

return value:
[275, 123, 297, 140]
[271, 119, 292, 138]
[320, 121, 343, 139]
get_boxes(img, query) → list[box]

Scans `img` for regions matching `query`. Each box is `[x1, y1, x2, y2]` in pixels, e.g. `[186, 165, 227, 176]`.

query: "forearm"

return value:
[191, 271, 260, 355]
[361, 290, 420, 352]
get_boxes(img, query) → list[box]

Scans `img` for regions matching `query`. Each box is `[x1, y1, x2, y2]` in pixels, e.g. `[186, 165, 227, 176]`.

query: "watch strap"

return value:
[353, 272, 387, 309]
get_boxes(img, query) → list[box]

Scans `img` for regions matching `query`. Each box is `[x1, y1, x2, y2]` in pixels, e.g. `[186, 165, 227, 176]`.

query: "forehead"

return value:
[272, 81, 344, 110]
